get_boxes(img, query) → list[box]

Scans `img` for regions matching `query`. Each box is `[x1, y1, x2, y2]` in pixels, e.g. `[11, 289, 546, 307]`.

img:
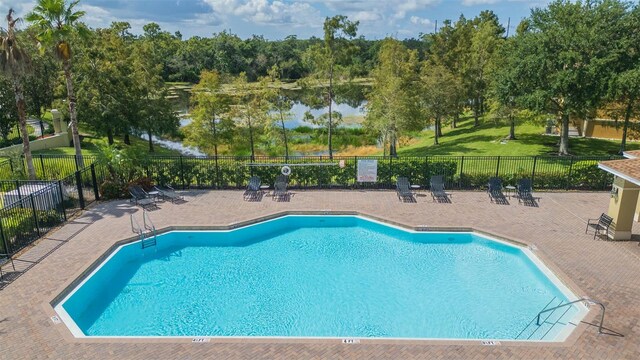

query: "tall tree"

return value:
[264, 65, 293, 160]
[187, 70, 233, 157]
[365, 38, 422, 157]
[27, 0, 87, 166]
[421, 64, 462, 145]
[468, 20, 502, 126]
[509, 0, 628, 155]
[608, 4, 640, 154]
[302, 15, 359, 159]
[0, 76, 18, 143]
[0, 9, 36, 179]
[232, 73, 267, 160]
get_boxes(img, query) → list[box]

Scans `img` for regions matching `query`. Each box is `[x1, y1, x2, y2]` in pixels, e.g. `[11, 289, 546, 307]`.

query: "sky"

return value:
[2, 0, 554, 40]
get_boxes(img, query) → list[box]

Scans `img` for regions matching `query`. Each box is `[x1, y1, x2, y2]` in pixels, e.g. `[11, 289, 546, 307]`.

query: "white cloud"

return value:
[203, 0, 321, 26]
[461, 0, 499, 5]
[351, 11, 382, 22]
[410, 16, 432, 26]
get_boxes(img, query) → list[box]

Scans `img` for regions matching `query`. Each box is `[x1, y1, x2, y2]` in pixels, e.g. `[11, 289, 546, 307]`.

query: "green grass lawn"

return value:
[396, 117, 637, 157]
[33, 135, 183, 157]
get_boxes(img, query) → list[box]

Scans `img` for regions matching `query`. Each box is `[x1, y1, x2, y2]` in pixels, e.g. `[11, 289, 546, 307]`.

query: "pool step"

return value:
[515, 297, 575, 340]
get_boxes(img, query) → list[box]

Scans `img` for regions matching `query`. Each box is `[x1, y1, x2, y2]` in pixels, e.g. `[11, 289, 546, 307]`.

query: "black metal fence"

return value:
[0, 158, 12, 179]
[0, 164, 102, 255]
[1, 154, 618, 191]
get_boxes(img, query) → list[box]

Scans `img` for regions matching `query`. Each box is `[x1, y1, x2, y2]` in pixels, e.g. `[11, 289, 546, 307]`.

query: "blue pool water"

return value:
[58, 216, 585, 340]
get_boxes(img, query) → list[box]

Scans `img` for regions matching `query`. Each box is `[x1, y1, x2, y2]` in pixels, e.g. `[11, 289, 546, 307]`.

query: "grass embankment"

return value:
[393, 117, 636, 157]
[32, 135, 183, 157]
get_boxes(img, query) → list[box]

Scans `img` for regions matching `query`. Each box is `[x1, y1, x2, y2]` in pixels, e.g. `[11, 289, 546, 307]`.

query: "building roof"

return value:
[599, 158, 640, 187]
[622, 150, 640, 159]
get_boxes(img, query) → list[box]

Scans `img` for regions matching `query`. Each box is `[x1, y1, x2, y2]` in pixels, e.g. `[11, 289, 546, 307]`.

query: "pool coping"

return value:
[47, 210, 597, 347]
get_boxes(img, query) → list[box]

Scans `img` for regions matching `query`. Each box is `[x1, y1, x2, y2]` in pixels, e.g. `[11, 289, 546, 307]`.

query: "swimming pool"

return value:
[55, 215, 587, 341]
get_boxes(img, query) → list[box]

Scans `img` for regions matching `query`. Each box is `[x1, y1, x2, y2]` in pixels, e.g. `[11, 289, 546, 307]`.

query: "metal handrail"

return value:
[536, 298, 606, 334]
[142, 210, 155, 232]
[130, 214, 143, 235]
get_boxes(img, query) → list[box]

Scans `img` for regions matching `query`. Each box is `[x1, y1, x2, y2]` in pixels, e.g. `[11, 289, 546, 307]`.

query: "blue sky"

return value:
[5, 0, 553, 39]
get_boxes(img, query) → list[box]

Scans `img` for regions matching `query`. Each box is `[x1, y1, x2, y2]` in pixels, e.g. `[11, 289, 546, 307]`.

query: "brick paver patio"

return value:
[0, 190, 639, 359]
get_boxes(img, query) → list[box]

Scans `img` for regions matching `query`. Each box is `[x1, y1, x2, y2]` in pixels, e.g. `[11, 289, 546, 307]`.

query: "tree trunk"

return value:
[452, 113, 458, 129]
[123, 132, 131, 145]
[211, 116, 219, 158]
[328, 63, 334, 159]
[147, 129, 154, 152]
[13, 80, 36, 180]
[389, 130, 398, 157]
[507, 113, 516, 140]
[437, 119, 443, 137]
[434, 116, 440, 145]
[620, 101, 633, 154]
[107, 128, 114, 145]
[63, 59, 84, 168]
[559, 112, 570, 155]
[473, 99, 479, 127]
[248, 116, 255, 162]
[279, 108, 289, 161]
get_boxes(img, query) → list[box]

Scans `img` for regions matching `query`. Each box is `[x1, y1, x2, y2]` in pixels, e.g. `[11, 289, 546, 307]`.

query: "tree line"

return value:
[1, 0, 639, 181]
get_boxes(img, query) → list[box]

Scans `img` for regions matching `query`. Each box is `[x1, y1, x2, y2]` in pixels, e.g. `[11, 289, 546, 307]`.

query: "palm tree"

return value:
[0, 9, 36, 179]
[26, 0, 85, 167]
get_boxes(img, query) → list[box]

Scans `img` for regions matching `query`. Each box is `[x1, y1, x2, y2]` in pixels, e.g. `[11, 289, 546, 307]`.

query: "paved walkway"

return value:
[0, 190, 639, 359]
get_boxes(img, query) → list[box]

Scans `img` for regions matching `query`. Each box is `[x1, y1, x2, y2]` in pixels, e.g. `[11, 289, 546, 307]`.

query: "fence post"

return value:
[30, 194, 41, 237]
[74, 155, 80, 172]
[424, 156, 429, 186]
[179, 156, 186, 190]
[91, 164, 100, 201]
[566, 156, 575, 190]
[531, 156, 538, 186]
[0, 216, 9, 255]
[8, 157, 13, 172]
[214, 156, 220, 189]
[58, 180, 67, 222]
[40, 154, 45, 179]
[459, 156, 465, 189]
[75, 171, 85, 209]
[495, 156, 501, 177]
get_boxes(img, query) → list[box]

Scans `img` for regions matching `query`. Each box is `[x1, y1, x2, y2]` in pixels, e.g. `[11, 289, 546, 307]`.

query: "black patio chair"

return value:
[429, 175, 451, 202]
[488, 177, 508, 204]
[0, 253, 15, 282]
[396, 177, 415, 202]
[152, 185, 184, 203]
[586, 213, 614, 240]
[244, 176, 261, 201]
[129, 185, 158, 210]
[273, 179, 290, 202]
[516, 178, 538, 205]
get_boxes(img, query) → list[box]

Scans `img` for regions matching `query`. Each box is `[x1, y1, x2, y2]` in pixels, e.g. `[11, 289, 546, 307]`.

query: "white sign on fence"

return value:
[357, 160, 378, 182]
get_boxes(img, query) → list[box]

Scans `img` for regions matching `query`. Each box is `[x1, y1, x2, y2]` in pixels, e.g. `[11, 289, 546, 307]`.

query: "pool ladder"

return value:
[130, 210, 157, 249]
[515, 297, 611, 340]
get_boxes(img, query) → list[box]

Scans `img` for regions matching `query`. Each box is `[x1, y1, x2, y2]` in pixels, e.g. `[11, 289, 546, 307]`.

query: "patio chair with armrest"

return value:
[0, 253, 16, 282]
[152, 184, 184, 203]
[129, 185, 157, 210]
[488, 177, 508, 204]
[586, 213, 614, 240]
[516, 178, 538, 204]
[429, 175, 451, 202]
[273, 179, 290, 201]
[244, 176, 262, 201]
[396, 177, 415, 202]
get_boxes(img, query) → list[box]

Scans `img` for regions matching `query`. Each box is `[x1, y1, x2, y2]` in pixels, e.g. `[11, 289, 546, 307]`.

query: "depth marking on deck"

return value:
[192, 338, 210, 343]
[342, 338, 361, 344]
[481, 340, 501, 346]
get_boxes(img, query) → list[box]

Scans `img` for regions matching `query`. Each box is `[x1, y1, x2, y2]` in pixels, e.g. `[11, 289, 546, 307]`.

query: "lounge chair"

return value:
[152, 185, 184, 203]
[488, 177, 508, 204]
[273, 179, 289, 201]
[396, 177, 415, 202]
[0, 253, 15, 282]
[516, 178, 537, 205]
[429, 175, 451, 202]
[586, 213, 614, 240]
[243, 176, 261, 201]
[129, 185, 157, 210]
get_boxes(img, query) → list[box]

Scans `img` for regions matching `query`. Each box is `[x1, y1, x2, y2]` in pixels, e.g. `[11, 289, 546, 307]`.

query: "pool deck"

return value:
[1, 190, 639, 359]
